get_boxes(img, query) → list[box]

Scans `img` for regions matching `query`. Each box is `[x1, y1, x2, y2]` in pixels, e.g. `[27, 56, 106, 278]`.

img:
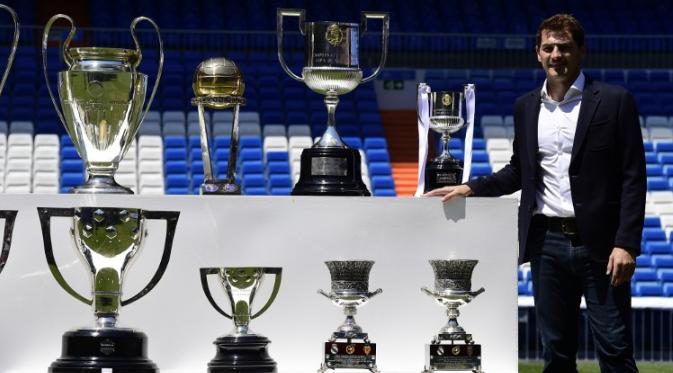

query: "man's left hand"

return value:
[606, 247, 636, 287]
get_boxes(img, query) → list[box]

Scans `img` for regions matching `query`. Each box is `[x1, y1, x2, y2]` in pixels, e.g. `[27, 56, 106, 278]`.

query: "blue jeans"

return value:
[529, 230, 638, 373]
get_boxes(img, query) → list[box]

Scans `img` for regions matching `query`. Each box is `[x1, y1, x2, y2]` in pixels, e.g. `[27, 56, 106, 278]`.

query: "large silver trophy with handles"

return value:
[38, 207, 179, 373]
[42, 14, 163, 194]
[318, 260, 382, 373]
[278, 9, 389, 196]
[200, 267, 282, 373]
[421, 260, 485, 373]
[0, 210, 18, 276]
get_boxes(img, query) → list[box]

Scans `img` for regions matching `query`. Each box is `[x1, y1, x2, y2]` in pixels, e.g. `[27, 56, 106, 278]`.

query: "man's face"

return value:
[536, 29, 585, 83]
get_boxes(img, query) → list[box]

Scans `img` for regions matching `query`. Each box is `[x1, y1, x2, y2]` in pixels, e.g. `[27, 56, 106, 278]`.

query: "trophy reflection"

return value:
[200, 267, 282, 373]
[318, 260, 382, 373]
[421, 260, 484, 373]
[277, 9, 389, 196]
[191, 58, 246, 194]
[42, 14, 163, 194]
[0, 210, 18, 275]
[38, 207, 179, 373]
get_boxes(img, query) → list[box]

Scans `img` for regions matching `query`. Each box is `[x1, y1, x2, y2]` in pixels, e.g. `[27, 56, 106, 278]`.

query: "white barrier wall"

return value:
[0, 195, 518, 373]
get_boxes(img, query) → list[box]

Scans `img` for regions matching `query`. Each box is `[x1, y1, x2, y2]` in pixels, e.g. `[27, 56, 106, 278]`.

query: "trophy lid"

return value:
[325, 260, 374, 294]
[67, 47, 141, 68]
[192, 57, 245, 109]
[429, 259, 478, 293]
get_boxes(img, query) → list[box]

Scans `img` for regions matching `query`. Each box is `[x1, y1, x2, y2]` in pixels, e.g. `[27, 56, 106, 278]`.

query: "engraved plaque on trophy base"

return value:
[323, 341, 377, 371]
[49, 328, 157, 373]
[424, 344, 482, 373]
[424, 157, 463, 193]
[201, 180, 242, 195]
[208, 334, 277, 373]
[292, 147, 370, 196]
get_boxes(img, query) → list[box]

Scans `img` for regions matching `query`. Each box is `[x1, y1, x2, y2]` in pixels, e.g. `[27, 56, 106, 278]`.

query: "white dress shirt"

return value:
[535, 72, 585, 217]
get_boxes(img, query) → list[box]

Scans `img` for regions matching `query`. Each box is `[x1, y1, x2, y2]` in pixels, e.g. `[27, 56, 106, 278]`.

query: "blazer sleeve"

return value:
[613, 90, 646, 254]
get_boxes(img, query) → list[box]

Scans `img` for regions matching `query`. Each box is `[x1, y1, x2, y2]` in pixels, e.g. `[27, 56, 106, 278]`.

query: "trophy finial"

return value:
[192, 57, 244, 109]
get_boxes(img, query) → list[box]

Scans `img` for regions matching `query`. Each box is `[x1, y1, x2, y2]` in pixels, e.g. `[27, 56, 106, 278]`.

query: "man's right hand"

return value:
[423, 184, 473, 203]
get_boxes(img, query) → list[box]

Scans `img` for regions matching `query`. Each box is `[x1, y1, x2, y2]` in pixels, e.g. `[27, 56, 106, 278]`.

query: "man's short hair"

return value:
[536, 14, 585, 48]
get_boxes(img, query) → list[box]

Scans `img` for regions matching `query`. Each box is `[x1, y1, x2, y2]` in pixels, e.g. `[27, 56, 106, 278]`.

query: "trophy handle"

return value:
[130, 16, 164, 127]
[359, 11, 389, 84]
[469, 287, 485, 298]
[0, 210, 18, 274]
[367, 288, 383, 299]
[38, 207, 93, 306]
[41, 14, 76, 129]
[421, 286, 435, 297]
[251, 267, 282, 319]
[317, 289, 335, 301]
[276, 8, 305, 82]
[0, 5, 18, 97]
[121, 210, 179, 306]
[200, 267, 233, 319]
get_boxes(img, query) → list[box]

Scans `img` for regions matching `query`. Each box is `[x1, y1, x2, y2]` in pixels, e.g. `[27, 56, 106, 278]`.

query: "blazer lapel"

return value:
[524, 90, 541, 171]
[571, 78, 601, 165]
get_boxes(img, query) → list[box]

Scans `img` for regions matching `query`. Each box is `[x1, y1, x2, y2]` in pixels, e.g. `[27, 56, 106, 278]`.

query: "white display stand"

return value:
[0, 195, 518, 373]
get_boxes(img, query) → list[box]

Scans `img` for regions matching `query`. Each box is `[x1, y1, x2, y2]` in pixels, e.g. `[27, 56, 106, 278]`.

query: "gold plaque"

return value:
[442, 93, 453, 108]
[325, 23, 344, 47]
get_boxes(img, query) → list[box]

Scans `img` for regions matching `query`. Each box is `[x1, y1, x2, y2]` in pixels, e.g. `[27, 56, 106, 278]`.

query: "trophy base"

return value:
[201, 180, 241, 195]
[71, 175, 134, 195]
[423, 343, 482, 373]
[320, 341, 378, 372]
[424, 157, 463, 193]
[208, 334, 277, 373]
[49, 327, 157, 373]
[292, 147, 371, 196]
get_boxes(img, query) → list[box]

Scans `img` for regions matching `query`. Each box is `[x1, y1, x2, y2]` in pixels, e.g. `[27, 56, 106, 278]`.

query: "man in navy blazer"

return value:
[426, 14, 645, 373]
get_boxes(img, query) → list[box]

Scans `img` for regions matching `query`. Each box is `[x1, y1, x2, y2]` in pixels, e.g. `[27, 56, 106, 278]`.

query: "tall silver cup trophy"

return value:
[421, 260, 485, 373]
[278, 9, 389, 195]
[318, 260, 383, 373]
[38, 207, 180, 372]
[200, 267, 282, 373]
[42, 14, 164, 194]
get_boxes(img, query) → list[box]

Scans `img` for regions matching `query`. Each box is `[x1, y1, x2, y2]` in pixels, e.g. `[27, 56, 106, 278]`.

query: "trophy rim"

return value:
[325, 260, 374, 266]
[68, 47, 140, 65]
[307, 20, 359, 28]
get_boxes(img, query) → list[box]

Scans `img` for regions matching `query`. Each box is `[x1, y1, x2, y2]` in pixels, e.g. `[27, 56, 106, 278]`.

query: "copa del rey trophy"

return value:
[191, 58, 246, 195]
[318, 261, 382, 373]
[200, 267, 282, 373]
[42, 14, 163, 194]
[277, 9, 389, 196]
[415, 84, 475, 196]
[421, 260, 485, 373]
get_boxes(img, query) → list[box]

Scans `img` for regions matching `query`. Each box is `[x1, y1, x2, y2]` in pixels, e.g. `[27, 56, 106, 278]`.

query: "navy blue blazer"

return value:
[467, 76, 646, 263]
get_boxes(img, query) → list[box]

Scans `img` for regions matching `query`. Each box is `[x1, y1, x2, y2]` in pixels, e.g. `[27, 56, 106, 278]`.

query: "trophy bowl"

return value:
[320, 260, 382, 307]
[423, 259, 485, 307]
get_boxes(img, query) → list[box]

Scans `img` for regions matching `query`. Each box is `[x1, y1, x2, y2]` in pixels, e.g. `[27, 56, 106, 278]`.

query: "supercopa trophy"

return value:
[0, 210, 18, 275]
[277, 9, 389, 196]
[200, 267, 282, 373]
[191, 58, 245, 194]
[38, 207, 179, 373]
[42, 14, 163, 194]
[421, 260, 485, 373]
[318, 261, 382, 373]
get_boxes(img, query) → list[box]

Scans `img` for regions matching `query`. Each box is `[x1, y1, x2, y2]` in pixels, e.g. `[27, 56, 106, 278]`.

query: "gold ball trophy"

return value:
[191, 57, 245, 194]
[277, 9, 389, 196]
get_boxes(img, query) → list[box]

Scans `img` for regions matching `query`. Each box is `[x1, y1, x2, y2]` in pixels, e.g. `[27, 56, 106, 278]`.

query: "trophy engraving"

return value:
[277, 9, 389, 195]
[421, 260, 485, 373]
[191, 58, 246, 194]
[42, 14, 164, 194]
[200, 267, 282, 373]
[38, 207, 179, 373]
[0, 210, 18, 275]
[318, 260, 382, 373]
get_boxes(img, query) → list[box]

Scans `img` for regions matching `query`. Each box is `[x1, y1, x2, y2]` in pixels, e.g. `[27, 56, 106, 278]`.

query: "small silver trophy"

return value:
[318, 260, 382, 373]
[200, 267, 282, 373]
[421, 260, 485, 373]
[0, 210, 18, 276]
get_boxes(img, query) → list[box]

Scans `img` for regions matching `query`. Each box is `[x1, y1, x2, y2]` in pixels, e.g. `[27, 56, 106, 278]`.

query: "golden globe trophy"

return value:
[41, 14, 163, 194]
[191, 58, 245, 194]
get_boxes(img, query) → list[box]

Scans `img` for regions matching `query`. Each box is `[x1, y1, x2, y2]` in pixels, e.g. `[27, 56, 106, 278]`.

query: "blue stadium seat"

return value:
[364, 137, 387, 150]
[266, 151, 289, 162]
[643, 228, 667, 241]
[270, 187, 292, 196]
[366, 149, 390, 163]
[369, 163, 392, 176]
[269, 174, 292, 188]
[267, 161, 290, 174]
[373, 189, 396, 197]
[645, 242, 671, 255]
[644, 216, 661, 227]
[242, 161, 264, 174]
[653, 255, 673, 268]
[243, 174, 265, 187]
[633, 268, 658, 281]
[636, 255, 652, 267]
[635, 282, 663, 296]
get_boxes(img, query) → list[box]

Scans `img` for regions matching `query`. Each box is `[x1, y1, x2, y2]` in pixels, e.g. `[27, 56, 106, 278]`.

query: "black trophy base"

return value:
[322, 341, 378, 372]
[49, 327, 157, 373]
[208, 334, 277, 373]
[424, 157, 463, 193]
[292, 147, 371, 196]
[201, 180, 241, 195]
[424, 343, 482, 373]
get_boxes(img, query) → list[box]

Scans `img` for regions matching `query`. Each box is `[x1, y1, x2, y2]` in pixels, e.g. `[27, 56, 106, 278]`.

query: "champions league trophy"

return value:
[191, 58, 245, 194]
[42, 14, 163, 194]
[0, 210, 18, 275]
[421, 260, 485, 373]
[200, 267, 282, 373]
[318, 261, 382, 373]
[416, 84, 475, 195]
[38, 207, 179, 373]
[277, 9, 389, 196]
